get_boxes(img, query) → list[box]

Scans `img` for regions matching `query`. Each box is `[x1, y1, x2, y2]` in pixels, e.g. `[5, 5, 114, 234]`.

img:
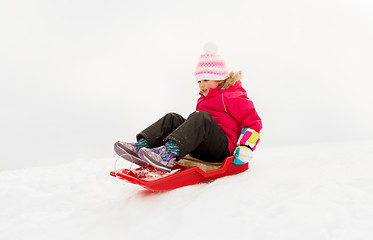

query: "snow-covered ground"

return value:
[1, 140, 373, 240]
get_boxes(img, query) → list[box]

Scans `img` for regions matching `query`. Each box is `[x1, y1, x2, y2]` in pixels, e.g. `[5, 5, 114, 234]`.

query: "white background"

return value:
[1, 0, 373, 170]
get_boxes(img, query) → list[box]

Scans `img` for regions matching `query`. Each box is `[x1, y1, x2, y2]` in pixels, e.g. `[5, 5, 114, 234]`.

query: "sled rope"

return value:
[114, 153, 135, 175]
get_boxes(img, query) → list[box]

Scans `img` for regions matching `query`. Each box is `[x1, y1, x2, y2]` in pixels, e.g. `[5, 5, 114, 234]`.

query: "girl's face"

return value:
[198, 80, 219, 97]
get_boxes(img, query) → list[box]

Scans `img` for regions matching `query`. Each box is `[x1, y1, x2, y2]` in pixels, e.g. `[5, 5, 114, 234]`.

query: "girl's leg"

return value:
[115, 113, 184, 167]
[165, 111, 230, 162]
[136, 112, 185, 148]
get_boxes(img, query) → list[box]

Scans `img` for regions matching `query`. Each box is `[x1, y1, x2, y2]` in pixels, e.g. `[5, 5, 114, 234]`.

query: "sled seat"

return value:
[176, 155, 222, 172]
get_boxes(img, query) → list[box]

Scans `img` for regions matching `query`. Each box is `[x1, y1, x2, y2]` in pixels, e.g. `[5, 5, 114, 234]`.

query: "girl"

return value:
[115, 43, 262, 172]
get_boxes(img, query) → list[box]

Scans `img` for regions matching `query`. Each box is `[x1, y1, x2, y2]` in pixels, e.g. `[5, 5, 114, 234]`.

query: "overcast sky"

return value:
[1, 0, 373, 170]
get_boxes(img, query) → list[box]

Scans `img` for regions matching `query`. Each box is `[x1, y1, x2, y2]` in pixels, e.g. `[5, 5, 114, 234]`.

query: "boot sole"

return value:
[114, 142, 148, 167]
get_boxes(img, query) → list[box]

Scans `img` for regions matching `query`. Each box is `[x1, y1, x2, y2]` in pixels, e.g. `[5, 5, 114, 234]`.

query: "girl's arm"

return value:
[225, 95, 262, 165]
[225, 94, 262, 133]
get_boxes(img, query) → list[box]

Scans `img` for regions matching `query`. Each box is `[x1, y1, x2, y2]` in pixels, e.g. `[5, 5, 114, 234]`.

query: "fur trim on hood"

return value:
[222, 71, 242, 89]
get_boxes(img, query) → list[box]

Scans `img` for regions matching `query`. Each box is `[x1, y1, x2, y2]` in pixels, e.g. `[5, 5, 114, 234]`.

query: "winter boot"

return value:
[138, 141, 180, 172]
[114, 138, 149, 166]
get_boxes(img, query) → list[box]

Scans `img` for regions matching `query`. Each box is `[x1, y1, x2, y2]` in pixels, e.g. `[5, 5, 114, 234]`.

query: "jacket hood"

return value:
[222, 71, 242, 89]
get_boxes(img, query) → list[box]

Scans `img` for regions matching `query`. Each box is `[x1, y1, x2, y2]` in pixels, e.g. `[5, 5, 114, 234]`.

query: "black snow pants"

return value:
[136, 111, 230, 163]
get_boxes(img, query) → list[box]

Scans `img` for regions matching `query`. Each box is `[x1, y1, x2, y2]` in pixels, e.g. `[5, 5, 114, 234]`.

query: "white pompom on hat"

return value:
[194, 42, 229, 82]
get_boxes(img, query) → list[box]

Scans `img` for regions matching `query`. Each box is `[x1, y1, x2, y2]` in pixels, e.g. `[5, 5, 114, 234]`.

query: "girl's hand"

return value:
[233, 128, 260, 164]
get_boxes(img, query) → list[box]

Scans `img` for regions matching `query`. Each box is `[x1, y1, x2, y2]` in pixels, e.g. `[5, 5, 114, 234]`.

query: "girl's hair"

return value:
[219, 70, 242, 88]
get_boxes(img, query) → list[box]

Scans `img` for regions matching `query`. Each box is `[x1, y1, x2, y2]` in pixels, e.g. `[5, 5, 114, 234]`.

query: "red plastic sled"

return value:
[110, 156, 248, 191]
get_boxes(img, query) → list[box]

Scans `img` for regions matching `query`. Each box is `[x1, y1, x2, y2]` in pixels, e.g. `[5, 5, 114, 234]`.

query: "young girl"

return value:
[115, 43, 262, 172]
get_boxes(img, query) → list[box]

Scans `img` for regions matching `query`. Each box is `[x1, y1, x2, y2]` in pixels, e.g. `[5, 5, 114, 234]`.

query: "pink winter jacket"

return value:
[196, 79, 262, 154]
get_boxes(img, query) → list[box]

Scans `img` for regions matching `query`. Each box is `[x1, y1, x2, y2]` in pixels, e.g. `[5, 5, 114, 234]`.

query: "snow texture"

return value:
[1, 140, 373, 240]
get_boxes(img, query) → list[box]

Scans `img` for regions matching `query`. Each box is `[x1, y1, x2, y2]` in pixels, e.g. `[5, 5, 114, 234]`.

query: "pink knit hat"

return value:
[194, 42, 229, 82]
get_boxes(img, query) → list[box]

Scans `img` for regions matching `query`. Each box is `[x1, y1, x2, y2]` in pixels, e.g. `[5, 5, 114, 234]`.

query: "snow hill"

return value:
[1, 140, 373, 240]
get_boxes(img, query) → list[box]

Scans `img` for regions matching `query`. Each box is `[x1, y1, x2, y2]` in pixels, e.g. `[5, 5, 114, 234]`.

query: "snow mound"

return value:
[1, 140, 373, 240]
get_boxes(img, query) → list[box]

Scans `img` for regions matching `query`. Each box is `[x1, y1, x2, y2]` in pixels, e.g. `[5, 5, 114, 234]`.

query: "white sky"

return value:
[1, 0, 373, 170]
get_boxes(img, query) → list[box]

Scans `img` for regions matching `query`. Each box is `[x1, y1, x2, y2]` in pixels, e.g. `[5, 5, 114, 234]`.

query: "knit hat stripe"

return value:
[195, 66, 228, 74]
[198, 55, 225, 63]
[197, 61, 226, 67]
[195, 70, 228, 75]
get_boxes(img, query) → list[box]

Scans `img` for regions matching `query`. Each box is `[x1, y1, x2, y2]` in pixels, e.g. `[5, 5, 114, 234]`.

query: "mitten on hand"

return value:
[233, 128, 261, 165]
